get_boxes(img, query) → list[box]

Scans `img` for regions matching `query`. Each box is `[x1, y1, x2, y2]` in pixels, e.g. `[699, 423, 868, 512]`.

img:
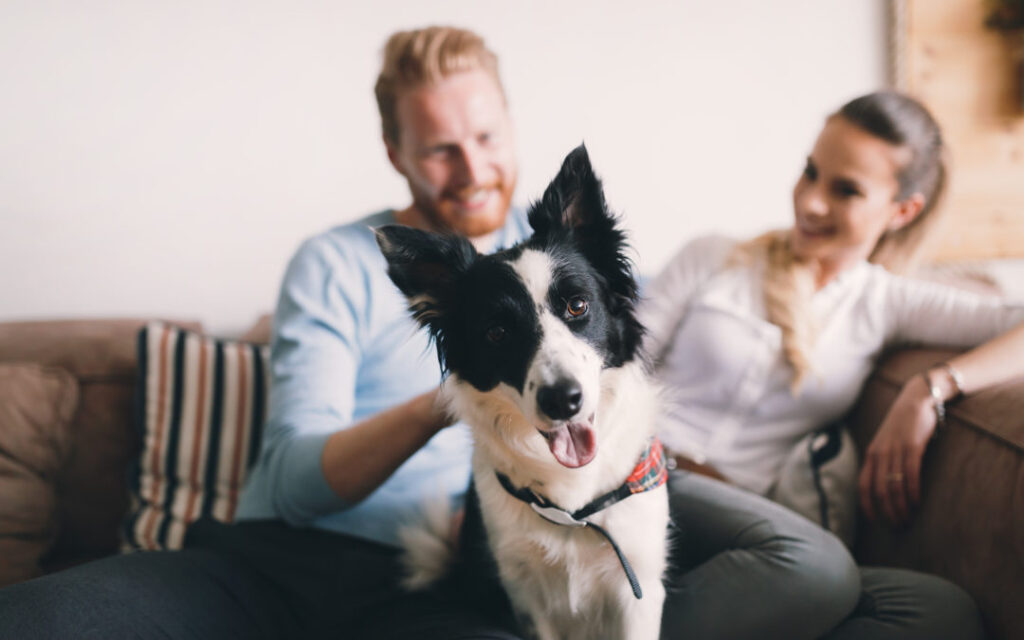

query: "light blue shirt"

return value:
[236, 209, 531, 546]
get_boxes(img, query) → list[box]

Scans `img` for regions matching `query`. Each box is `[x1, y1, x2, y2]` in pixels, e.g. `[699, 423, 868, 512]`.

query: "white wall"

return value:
[1, 0, 888, 335]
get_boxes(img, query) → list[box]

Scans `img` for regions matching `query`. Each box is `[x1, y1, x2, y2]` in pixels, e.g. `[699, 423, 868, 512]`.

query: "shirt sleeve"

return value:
[257, 234, 369, 524]
[638, 235, 736, 366]
[884, 270, 1024, 348]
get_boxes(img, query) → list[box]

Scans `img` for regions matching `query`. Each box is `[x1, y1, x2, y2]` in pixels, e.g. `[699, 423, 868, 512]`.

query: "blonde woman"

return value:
[643, 91, 1024, 639]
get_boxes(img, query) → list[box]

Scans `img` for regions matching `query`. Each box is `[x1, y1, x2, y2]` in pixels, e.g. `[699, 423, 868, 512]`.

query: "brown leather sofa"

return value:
[848, 348, 1024, 640]
[0, 318, 1021, 639]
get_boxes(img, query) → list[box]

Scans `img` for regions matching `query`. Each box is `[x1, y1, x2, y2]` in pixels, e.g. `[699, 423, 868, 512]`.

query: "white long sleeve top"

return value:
[640, 235, 1024, 495]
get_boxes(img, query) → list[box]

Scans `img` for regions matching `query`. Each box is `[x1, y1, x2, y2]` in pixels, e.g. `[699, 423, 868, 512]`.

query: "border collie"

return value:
[376, 145, 668, 640]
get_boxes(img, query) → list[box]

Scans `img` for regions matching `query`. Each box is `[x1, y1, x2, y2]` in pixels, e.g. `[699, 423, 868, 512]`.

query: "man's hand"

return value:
[321, 387, 455, 504]
[857, 374, 937, 528]
[406, 387, 457, 432]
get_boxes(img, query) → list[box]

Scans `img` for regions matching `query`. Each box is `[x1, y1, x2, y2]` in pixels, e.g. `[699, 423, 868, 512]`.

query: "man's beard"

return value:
[411, 176, 517, 238]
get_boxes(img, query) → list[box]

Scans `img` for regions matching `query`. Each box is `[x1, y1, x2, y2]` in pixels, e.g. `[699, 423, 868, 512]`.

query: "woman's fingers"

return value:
[885, 453, 910, 525]
[859, 384, 936, 528]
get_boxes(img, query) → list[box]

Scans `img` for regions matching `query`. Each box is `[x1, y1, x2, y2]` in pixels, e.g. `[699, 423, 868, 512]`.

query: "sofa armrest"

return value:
[847, 347, 1024, 640]
[0, 319, 201, 568]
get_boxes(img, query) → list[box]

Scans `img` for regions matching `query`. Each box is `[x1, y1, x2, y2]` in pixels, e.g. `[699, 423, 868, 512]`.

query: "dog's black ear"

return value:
[528, 145, 645, 365]
[375, 225, 477, 328]
[528, 144, 611, 237]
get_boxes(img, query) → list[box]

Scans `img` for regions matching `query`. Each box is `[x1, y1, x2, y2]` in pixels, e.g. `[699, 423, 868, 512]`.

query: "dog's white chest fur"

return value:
[457, 363, 669, 640]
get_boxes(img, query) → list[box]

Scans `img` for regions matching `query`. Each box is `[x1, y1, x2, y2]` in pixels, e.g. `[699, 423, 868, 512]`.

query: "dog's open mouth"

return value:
[537, 416, 596, 468]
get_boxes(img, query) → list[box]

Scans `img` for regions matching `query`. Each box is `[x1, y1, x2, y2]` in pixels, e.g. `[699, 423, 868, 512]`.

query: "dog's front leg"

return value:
[621, 581, 665, 640]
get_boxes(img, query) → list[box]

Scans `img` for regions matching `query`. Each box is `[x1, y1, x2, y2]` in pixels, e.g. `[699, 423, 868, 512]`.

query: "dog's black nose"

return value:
[537, 379, 583, 420]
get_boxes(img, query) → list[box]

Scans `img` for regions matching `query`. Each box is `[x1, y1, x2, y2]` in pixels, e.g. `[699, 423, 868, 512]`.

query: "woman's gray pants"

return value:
[662, 470, 986, 639]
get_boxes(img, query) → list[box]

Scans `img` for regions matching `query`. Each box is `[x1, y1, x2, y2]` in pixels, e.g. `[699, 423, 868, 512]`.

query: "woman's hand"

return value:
[857, 374, 937, 528]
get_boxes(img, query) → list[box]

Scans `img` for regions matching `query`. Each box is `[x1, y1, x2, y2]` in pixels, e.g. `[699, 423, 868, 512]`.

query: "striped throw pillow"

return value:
[123, 322, 268, 551]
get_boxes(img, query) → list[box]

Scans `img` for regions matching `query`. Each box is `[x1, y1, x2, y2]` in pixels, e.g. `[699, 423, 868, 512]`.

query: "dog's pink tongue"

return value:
[549, 422, 596, 468]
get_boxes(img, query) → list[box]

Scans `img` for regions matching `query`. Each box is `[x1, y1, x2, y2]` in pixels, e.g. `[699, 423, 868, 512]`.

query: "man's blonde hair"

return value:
[374, 26, 505, 145]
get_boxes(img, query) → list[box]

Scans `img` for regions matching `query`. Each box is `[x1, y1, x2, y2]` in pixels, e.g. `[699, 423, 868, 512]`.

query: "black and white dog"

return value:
[377, 145, 668, 640]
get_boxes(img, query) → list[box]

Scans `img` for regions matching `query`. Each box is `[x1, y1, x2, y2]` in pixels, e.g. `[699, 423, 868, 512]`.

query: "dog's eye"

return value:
[566, 297, 589, 318]
[486, 325, 507, 343]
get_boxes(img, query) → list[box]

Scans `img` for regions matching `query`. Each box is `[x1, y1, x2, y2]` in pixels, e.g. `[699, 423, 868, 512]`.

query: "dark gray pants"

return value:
[0, 471, 985, 639]
[662, 471, 985, 640]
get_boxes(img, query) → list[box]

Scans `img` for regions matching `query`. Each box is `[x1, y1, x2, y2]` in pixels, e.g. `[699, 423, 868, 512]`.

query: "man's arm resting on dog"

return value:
[247, 230, 459, 525]
[321, 388, 453, 503]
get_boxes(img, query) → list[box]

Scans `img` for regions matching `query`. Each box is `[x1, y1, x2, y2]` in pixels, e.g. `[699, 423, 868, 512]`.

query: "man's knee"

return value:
[0, 565, 132, 638]
[0, 549, 279, 640]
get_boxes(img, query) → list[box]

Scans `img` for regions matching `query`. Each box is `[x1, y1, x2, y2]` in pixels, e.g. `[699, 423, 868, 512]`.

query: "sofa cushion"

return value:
[0, 364, 77, 586]
[123, 323, 269, 551]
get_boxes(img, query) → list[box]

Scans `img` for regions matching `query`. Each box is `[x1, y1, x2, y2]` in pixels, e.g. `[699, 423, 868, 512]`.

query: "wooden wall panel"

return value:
[903, 0, 1024, 260]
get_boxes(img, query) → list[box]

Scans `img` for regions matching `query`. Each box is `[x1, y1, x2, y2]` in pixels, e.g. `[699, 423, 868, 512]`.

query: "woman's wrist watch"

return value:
[921, 362, 965, 427]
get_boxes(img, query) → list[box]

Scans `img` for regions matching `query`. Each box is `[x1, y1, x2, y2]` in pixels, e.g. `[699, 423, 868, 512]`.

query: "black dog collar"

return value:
[493, 438, 667, 600]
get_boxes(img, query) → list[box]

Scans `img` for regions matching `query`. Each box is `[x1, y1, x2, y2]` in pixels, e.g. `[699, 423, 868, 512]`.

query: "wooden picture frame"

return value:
[890, 0, 1024, 262]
